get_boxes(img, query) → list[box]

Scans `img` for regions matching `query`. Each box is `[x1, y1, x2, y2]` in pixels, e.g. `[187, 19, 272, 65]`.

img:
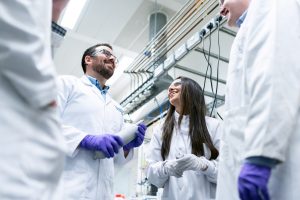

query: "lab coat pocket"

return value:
[99, 160, 114, 197]
[63, 169, 90, 199]
[20, 145, 64, 186]
[40, 105, 66, 153]
[40, 104, 60, 125]
[21, 105, 65, 183]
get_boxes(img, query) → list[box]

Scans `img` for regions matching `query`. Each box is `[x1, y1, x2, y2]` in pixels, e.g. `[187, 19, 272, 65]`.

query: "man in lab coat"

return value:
[216, 0, 300, 199]
[0, 0, 67, 199]
[57, 43, 146, 200]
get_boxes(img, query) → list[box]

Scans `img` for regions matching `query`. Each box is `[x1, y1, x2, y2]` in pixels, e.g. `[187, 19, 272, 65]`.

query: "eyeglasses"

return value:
[91, 49, 119, 64]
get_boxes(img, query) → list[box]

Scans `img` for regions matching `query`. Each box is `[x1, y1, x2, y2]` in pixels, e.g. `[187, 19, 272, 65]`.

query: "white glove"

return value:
[161, 159, 183, 178]
[176, 154, 209, 172]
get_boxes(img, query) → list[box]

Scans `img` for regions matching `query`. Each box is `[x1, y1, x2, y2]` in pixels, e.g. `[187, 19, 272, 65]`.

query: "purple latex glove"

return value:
[80, 134, 124, 158]
[123, 123, 147, 151]
[238, 163, 271, 200]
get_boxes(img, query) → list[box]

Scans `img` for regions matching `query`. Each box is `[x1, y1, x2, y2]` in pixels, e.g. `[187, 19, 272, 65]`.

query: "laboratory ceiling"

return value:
[53, 1, 239, 195]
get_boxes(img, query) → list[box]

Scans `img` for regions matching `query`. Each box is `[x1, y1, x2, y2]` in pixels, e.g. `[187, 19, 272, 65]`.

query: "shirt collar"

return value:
[86, 75, 110, 95]
[236, 10, 248, 27]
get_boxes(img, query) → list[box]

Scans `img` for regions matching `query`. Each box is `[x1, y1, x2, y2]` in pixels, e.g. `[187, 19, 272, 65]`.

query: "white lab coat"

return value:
[57, 75, 133, 200]
[147, 112, 222, 200]
[216, 0, 300, 199]
[0, 1, 65, 199]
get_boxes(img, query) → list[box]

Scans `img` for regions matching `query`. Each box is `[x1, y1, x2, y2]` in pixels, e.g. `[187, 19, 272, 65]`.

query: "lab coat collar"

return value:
[81, 75, 93, 86]
[80, 76, 112, 104]
[174, 111, 189, 135]
[174, 111, 189, 125]
[86, 75, 110, 95]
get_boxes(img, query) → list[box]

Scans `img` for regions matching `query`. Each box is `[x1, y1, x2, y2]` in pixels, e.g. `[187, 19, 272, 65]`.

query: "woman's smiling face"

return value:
[168, 79, 182, 109]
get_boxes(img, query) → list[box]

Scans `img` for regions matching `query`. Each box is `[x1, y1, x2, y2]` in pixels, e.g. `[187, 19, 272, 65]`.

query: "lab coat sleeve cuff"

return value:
[69, 134, 87, 158]
[62, 125, 88, 158]
[245, 156, 279, 168]
[70, 135, 86, 158]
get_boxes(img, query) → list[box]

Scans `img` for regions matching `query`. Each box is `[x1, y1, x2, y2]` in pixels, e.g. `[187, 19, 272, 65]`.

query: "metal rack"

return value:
[119, 0, 237, 119]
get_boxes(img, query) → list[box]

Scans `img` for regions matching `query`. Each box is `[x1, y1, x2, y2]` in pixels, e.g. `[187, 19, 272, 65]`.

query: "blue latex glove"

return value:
[80, 134, 124, 158]
[123, 123, 147, 151]
[238, 163, 271, 200]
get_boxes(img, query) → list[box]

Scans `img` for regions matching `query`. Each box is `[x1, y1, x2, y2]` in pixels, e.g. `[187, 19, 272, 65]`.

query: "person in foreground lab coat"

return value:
[57, 43, 146, 200]
[146, 77, 222, 200]
[216, 0, 300, 199]
[0, 0, 67, 199]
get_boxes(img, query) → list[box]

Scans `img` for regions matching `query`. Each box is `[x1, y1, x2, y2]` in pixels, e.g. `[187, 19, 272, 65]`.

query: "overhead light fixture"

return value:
[60, 0, 88, 29]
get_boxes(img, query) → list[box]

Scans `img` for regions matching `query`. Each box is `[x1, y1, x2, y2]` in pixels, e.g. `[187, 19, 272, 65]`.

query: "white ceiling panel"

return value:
[54, 0, 187, 77]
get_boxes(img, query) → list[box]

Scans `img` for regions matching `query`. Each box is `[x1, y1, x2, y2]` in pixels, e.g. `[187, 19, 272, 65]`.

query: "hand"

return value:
[238, 163, 271, 200]
[123, 123, 147, 151]
[161, 159, 183, 178]
[176, 154, 208, 172]
[80, 134, 124, 158]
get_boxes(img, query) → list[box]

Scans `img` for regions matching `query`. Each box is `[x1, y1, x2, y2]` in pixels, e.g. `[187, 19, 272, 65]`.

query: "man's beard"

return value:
[92, 62, 114, 79]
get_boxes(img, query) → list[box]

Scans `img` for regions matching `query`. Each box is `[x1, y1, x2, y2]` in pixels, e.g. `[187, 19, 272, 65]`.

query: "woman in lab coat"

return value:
[147, 76, 222, 200]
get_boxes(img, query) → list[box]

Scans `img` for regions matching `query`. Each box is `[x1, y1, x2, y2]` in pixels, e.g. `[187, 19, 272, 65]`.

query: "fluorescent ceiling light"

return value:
[107, 56, 134, 86]
[60, 0, 88, 29]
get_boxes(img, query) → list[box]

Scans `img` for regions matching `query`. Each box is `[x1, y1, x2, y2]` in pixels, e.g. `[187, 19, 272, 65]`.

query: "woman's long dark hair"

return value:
[161, 76, 219, 160]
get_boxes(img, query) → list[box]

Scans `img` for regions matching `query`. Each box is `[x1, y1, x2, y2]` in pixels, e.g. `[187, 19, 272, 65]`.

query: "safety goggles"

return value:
[91, 49, 119, 64]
